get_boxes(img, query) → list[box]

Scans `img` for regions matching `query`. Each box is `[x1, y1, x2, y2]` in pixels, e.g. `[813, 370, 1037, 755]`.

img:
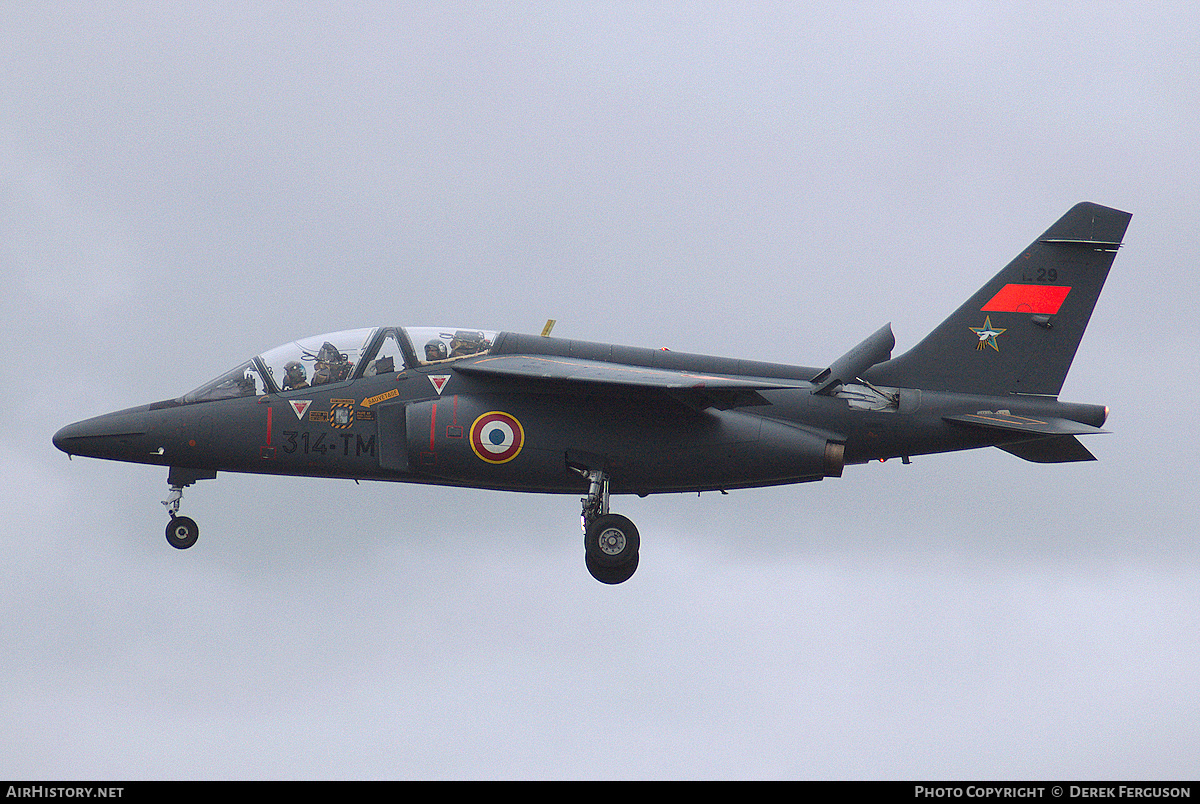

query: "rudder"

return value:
[866, 202, 1131, 397]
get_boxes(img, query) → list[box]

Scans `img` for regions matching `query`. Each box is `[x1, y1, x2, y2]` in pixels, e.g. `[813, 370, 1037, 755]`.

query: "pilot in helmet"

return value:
[424, 340, 449, 363]
[282, 360, 309, 391]
[312, 341, 351, 385]
[449, 330, 489, 358]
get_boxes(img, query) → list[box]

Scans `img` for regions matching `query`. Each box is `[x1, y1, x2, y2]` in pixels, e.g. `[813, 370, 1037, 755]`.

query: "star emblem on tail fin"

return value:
[969, 316, 1007, 351]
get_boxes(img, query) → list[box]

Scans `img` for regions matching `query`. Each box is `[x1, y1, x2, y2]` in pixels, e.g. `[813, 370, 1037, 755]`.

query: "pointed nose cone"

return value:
[53, 407, 152, 461]
[52, 421, 80, 454]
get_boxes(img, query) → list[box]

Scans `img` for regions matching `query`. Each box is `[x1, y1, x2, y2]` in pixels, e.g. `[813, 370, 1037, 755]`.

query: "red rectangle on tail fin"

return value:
[982, 284, 1071, 314]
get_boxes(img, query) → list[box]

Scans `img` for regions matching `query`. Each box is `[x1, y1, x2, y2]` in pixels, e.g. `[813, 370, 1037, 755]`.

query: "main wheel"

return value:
[584, 513, 640, 568]
[586, 551, 639, 584]
[165, 516, 199, 550]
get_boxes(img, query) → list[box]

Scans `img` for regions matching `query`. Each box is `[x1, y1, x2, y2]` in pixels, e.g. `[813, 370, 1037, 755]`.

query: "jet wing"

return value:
[454, 355, 805, 410]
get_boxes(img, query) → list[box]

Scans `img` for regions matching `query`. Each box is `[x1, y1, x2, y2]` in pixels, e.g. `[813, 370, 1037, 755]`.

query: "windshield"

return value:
[181, 360, 267, 403]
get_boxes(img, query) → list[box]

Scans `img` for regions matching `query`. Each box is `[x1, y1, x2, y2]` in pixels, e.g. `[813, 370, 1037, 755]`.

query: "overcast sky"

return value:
[3, 2, 1198, 779]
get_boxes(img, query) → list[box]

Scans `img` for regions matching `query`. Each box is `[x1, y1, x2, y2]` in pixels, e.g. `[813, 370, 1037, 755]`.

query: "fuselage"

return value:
[52, 326, 1108, 497]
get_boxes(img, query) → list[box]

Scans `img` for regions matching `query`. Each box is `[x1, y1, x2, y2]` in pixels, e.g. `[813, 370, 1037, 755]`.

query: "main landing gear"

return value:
[577, 469, 640, 584]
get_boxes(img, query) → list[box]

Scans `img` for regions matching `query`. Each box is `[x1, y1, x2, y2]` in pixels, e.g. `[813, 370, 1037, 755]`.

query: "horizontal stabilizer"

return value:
[944, 411, 1107, 437]
[997, 436, 1097, 463]
[810, 324, 895, 395]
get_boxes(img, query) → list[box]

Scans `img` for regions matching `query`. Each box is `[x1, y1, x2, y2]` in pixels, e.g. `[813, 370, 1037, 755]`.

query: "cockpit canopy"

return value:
[182, 326, 497, 404]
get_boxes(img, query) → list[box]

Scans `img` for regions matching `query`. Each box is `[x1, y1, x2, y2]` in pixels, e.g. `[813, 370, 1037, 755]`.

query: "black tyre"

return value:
[165, 516, 199, 550]
[585, 551, 639, 585]
[584, 513, 640, 568]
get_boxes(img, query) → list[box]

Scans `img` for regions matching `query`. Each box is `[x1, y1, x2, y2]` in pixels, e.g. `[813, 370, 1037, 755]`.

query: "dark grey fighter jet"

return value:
[54, 202, 1130, 583]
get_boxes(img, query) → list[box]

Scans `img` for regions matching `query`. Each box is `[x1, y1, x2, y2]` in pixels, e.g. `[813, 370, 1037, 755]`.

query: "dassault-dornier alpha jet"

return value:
[54, 202, 1130, 584]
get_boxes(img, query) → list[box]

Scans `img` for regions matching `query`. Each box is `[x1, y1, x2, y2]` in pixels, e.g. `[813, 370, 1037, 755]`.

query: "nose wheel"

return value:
[162, 477, 200, 550]
[166, 515, 199, 550]
[577, 469, 640, 584]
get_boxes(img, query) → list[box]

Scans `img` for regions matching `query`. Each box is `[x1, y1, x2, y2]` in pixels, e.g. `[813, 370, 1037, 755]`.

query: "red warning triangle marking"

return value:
[289, 400, 312, 419]
[429, 375, 450, 395]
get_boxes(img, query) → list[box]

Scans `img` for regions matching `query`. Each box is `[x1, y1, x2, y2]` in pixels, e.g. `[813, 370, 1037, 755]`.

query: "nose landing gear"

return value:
[160, 467, 215, 550]
[162, 484, 199, 549]
[577, 468, 640, 584]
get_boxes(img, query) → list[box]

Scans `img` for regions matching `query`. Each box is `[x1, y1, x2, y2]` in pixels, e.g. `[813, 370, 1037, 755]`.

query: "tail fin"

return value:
[866, 202, 1131, 396]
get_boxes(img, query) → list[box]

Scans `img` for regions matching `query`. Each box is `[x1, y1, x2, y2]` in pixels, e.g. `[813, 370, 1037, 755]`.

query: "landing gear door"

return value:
[374, 401, 409, 472]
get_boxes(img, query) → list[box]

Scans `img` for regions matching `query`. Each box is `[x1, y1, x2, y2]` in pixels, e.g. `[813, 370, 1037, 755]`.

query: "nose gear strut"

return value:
[162, 483, 198, 549]
[160, 467, 214, 550]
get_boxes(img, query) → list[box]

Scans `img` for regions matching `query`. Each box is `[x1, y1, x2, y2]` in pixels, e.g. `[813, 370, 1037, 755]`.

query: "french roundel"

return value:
[469, 411, 525, 464]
